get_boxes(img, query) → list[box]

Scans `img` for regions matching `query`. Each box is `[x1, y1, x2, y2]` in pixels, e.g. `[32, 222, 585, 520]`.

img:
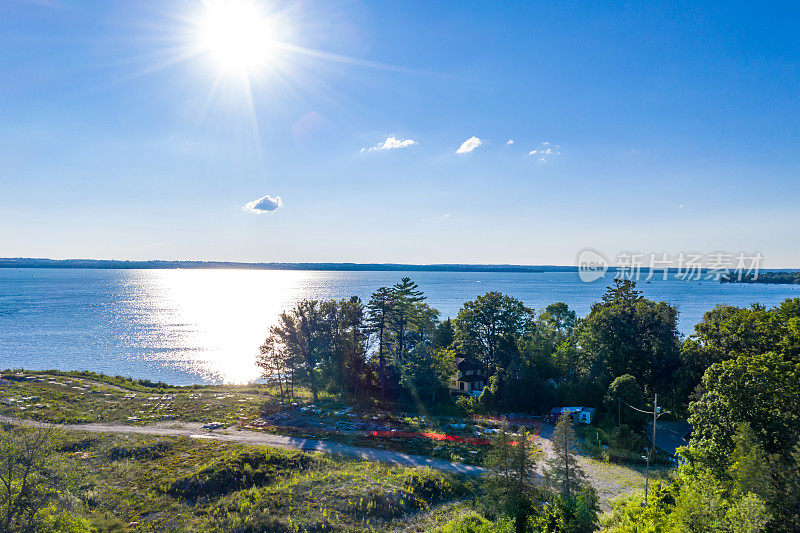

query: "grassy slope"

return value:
[0, 371, 491, 465]
[50, 430, 477, 532]
[2, 370, 656, 526]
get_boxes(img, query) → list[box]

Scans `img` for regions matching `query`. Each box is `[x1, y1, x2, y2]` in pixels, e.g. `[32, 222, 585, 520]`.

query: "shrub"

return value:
[435, 512, 514, 533]
[108, 440, 173, 460]
[58, 436, 98, 452]
[168, 448, 313, 500]
[403, 471, 457, 501]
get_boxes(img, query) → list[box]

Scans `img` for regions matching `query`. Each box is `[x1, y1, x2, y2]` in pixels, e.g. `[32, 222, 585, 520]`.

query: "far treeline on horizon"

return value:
[2, 257, 799, 275]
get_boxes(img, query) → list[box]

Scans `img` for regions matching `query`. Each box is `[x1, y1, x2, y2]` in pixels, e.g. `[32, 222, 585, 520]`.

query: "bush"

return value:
[168, 448, 314, 500]
[108, 440, 173, 460]
[58, 436, 98, 452]
[435, 512, 513, 533]
[612, 424, 645, 452]
[345, 471, 458, 519]
[402, 470, 458, 501]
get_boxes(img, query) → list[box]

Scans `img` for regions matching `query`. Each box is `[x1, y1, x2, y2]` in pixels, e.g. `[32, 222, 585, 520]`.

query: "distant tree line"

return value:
[721, 271, 800, 284]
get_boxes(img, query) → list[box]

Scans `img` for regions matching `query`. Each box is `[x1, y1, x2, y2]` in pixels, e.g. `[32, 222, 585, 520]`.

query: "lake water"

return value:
[1, 268, 798, 384]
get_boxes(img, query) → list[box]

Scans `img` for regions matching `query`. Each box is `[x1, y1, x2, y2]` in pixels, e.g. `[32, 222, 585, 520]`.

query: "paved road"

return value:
[650, 420, 691, 457]
[0, 416, 486, 476]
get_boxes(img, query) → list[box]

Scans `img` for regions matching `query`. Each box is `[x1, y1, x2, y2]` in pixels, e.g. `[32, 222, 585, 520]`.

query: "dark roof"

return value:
[457, 374, 487, 383]
[457, 360, 484, 372]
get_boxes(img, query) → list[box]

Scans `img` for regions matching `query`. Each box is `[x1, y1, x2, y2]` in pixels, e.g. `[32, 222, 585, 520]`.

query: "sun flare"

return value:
[196, 0, 279, 73]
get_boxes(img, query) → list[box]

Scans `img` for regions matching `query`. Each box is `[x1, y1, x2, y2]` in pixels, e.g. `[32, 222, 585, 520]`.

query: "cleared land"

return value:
[1, 370, 655, 510]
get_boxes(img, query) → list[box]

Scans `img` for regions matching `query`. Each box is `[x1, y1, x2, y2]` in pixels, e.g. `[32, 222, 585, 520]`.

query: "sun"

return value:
[196, 0, 279, 74]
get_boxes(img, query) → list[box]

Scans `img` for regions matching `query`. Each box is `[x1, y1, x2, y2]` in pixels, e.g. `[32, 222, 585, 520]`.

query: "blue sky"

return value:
[1, 0, 799, 266]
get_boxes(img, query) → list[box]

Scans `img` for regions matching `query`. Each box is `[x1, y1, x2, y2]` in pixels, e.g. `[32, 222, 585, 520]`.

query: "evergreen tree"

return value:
[389, 277, 426, 367]
[366, 287, 394, 400]
[485, 424, 541, 533]
[545, 414, 587, 499]
[339, 296, 368, 397]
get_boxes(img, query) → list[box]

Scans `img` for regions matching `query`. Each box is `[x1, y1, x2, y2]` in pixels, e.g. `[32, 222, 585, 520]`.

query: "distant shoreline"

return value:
[0, 258, 577, 273]
[721, 271, 800, 285]
[3, 258, 799, 274]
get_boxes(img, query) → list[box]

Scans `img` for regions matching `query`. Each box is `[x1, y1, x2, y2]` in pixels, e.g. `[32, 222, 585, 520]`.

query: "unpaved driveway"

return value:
[536, 423, 648, 508]
[0, 415, 485, 476]
[1, 416, 647, 506]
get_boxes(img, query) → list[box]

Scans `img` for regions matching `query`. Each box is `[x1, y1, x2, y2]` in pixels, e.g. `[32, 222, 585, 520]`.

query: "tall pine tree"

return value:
[366, 287, 394, 400]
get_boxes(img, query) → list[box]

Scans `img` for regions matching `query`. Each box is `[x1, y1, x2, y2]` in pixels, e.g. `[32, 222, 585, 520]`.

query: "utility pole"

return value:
[644, 393, 658, 502]
[621, 393, 669, 505]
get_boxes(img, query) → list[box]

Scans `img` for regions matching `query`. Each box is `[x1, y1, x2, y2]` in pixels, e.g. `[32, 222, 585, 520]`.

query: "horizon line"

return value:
[2, 258, 798, 272]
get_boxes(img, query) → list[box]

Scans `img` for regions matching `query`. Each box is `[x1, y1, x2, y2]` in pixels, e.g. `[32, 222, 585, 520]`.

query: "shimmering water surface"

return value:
[1, 268, 798, 384]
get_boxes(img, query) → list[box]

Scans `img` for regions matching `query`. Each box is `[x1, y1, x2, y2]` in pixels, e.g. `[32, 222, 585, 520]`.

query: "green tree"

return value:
[688, 351, 800, 465]
[775, 298, 800, 360]
[484, 424, 541, 533]
[727, 423, 772, 501]
[338, 296, 369, 397]
[0, 427, 83, 533]
[603, 374, 646, 430]
[454, 292, 532, 372]
[270, 299, 326, 402]
[545, 414, 587, 500]
[771, 440, 800, 531]
[540, 302, 577, 344]
[366, 287, 394, 400]
[399, 302, 445, 403]
[389, 277, 426, 367]
[256, 335, 289, 399]
[688, 351, 800, 529]
[677, 304, 780, 404]
[578, 280, 681, 395]
[434, 318, 455, 349]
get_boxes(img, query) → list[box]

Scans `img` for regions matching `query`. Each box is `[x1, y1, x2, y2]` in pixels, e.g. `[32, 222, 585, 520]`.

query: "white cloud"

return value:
[528, 141, 561, 161]
[456, 136, 483, 154]
[363, 135, 417, 152]
[506, 139, 514, 145]
[243, 194, 283, 213]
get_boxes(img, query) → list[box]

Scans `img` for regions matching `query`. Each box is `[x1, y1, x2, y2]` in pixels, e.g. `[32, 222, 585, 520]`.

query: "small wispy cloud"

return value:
[528, 141, 561, 162]
[456, 136, 483, 154]
[506, 139, 514, 145]
[243, 194, 283, 213]
[361, 135, 417, 152]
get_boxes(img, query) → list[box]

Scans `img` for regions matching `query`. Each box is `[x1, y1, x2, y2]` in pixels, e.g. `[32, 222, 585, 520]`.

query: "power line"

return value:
[619, 393, 670, 504]
[620, 399, 654, 415]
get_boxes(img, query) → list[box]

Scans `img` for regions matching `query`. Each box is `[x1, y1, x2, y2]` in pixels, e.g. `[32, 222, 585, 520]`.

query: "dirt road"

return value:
[1, 415, 647, 506]
[0, 415, 486, 476]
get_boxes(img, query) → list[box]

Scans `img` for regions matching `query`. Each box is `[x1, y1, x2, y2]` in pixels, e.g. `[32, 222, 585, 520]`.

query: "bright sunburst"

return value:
[195, 0, 280, 74]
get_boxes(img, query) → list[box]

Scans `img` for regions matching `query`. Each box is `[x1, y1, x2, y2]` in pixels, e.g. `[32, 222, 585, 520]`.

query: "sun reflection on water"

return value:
[130, 269, 319, 384]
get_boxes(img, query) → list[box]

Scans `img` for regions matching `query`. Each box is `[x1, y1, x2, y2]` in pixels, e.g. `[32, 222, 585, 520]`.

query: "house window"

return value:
[459, 382, 464, 390]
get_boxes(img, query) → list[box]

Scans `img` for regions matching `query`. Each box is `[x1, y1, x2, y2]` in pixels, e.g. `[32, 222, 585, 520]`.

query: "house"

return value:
[449, 357, 488, 397]
[547, 406, 596, 425]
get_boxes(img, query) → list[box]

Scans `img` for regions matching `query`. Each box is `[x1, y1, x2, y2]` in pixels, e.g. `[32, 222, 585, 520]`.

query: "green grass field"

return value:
[28, 428, 477, 532]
